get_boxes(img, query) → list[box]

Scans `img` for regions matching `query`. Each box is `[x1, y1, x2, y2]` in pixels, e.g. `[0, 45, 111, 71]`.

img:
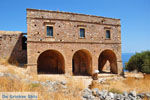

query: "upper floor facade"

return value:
[27, 8, 121, 44]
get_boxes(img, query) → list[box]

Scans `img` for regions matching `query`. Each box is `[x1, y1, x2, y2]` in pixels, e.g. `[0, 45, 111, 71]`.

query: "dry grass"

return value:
[34, 75, 65, 82]
[90, 75, 150, 93]
[0, 60, 85, 100]
[8, 57, 19, 66]
[0, 57, 85, 100]
[123, 75, 150, 93]
[0, 68, 85, 100]
[0, 77, 42, 92]
[0, 76, 84, 100]
[1, 73, 150, 100]
[0, 77, 47, 100]
[67, 77, 86, 90]
[0, 57, 19, 66]
[49, 92, 81, 100]
[5, 66, 16, 74]
[0, 58, 9, 66]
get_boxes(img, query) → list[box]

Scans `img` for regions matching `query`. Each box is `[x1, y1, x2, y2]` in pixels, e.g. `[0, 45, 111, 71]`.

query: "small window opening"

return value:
[22, 35, 27, 50]
[80, 28, 85, 38]
[47, 26, 53, 37]
[106, 30, 110, 39]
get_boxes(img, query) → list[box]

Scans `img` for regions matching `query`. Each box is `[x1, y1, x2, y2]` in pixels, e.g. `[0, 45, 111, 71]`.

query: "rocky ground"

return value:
[0, 64, 150, 100]
[82, 88, 150, 100]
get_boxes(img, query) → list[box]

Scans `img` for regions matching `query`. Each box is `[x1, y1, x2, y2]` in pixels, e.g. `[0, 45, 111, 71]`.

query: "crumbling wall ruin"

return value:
[0, 31, 27, 65]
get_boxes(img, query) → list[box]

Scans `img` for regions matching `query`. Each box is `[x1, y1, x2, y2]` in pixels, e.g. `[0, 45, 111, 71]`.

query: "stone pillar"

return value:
[92, 55, 98, 75]
[117, 61, 123, 75]
[65, 53, 73, 76]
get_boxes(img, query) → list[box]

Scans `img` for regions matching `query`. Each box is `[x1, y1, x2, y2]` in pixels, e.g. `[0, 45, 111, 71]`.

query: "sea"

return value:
[122, 53, 135, 71]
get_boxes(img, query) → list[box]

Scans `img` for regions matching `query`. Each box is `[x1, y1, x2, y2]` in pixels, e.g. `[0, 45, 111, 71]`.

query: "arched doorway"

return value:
[37, 50, 65, 74]
[72, 49, 92, 76]
[98, 50, 118, 74]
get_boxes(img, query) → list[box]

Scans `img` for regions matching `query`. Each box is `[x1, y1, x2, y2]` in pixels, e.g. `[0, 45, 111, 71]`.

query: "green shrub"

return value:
[125, 51, 150, 73]
[141, 58, 150, 74]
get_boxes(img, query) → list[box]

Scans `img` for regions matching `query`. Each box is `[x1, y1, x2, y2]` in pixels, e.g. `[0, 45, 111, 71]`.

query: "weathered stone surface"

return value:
[108, 92, 114, 99]
[0, 31, 27, 64]
[4, 73, 20, 80]
[123, 91, 128, 97]
[129, 91, 136, 97]
[0, 8, 123, 75]
[32, 81, 40, 84]
[60, 80, 67, 85]
[82, 88, 93, 99]
[82, 88, 150, 100]
[145, 93, 150, 98]
[99, 78, 106, 83]
[92, 88, 99, 96]
[137, 93, 145, 99]
[26, 8, 123, 75]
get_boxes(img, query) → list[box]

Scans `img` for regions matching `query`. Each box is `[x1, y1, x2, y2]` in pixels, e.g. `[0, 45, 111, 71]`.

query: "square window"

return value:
[106, 30, 110, 39]
[80, 28, 85, 38]
[47, 26, 53, 36]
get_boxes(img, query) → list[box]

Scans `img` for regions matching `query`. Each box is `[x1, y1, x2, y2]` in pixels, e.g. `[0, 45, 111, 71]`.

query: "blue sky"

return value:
[0, 0, 150, 53]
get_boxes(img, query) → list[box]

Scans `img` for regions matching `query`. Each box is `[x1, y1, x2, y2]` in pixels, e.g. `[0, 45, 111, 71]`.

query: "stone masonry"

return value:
[0, 31, 27, 65]
[26, 8, 123, 75]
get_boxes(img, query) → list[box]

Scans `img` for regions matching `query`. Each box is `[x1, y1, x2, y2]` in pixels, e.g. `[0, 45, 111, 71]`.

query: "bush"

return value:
[125, 51, 150, 73]
[141, 58, 150, 74]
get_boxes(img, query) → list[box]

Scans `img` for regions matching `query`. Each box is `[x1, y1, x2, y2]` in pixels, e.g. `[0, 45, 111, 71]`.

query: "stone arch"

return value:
[72, 49, 92, 76]
[37, 50, 65, 74]
[98, 49, 118, 74]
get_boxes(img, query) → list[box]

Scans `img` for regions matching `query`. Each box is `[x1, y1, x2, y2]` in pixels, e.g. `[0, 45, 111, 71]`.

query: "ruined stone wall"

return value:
[26, 8, 122, 75]
[0, 31, 27, 64]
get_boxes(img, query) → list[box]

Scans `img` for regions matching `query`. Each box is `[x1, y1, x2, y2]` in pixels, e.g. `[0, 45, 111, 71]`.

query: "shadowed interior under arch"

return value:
[98, 50, 118, 74]
[72, 49, 92, 76]
[37, 50, 65, 74]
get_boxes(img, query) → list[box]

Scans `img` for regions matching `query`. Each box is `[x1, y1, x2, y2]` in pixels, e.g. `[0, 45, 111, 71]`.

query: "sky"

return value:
[0, 0, 150, 53]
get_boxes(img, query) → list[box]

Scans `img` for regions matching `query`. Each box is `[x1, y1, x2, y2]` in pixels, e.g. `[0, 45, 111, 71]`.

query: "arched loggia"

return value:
[72, 49, 92, 76]
[37, 50, 65, 74]
[98, 50, 118, 74]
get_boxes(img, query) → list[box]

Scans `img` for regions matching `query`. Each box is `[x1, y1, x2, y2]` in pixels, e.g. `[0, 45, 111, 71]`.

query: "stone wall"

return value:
[26, 8, 123, 75]
[0, 31, 27, 65]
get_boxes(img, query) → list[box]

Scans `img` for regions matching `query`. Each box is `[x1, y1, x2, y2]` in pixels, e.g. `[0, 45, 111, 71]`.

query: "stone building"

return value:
[26, 8, 123, 75]
[0, 31, 27, 65]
